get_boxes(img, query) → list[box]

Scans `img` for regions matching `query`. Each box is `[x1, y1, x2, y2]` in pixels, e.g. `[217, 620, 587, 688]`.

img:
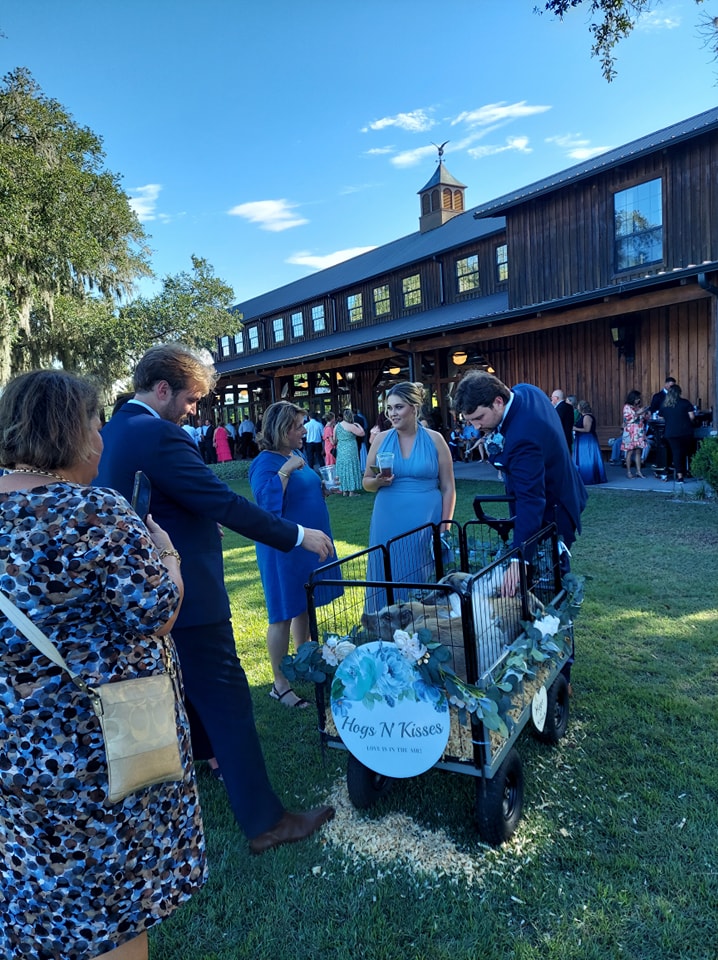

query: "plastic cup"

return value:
[319, 465, 340, 490]
[376, 452, 395, 477]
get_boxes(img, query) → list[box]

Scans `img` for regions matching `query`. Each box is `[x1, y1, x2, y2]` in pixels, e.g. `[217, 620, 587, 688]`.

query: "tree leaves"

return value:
[0, 67, 150, 382]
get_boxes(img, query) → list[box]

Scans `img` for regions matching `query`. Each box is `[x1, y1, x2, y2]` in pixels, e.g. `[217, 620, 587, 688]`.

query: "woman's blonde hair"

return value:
[386, 381, 425, 415]
[0, 370, 100, 470]
[258, 401, 305, 451]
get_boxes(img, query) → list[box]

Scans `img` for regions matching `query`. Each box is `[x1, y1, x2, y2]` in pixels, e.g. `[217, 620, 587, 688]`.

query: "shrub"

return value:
[209, 459, 252, 482]
[690, 435, 718, 493]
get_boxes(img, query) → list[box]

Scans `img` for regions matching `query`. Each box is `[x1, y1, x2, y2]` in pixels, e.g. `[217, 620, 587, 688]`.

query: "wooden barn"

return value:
[213, 108, 718, 445]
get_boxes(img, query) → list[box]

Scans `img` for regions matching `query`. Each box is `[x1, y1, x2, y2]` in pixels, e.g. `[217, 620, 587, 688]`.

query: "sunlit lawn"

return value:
[151, 479, 718, 960]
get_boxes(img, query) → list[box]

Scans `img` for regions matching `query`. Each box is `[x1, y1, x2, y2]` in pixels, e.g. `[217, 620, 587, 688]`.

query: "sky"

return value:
[2, 0, 718, 308]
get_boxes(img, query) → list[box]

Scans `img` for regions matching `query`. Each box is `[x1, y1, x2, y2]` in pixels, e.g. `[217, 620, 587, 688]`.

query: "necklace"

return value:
[9, 467, 70, 483]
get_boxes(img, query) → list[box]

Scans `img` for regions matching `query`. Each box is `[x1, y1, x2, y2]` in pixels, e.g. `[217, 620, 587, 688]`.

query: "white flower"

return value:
[321, 635, 356, 666]
[393, 629, 428, 663]
[534, 614, 561, 638]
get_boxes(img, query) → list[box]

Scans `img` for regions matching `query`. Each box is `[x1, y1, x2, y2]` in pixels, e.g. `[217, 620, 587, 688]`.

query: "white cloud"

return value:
[452, 101, 551, 128]
[637, 11, 681, 31]
[128, 183, 162, 222]
[287, 246, 376, 271]
[228, 199, 308, 232]
[362, 109, 435, 133]
[546, 133, 613, 161]
[468, 136, 532, 160]
[365, 146, 395, 156]
[391, 144, 438, 168]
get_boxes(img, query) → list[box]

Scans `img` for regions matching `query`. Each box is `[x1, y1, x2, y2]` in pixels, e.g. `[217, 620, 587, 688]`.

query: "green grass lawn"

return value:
[150, 480, 718, 960]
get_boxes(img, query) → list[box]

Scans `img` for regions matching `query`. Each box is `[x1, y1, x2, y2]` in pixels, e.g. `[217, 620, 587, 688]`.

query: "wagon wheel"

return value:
[532, 672, 570, 745]
[346, 754, 394, 810]
[474, 747, 524, 846]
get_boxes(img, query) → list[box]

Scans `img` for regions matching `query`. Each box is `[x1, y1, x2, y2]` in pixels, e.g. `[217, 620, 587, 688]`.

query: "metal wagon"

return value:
[301, 499, 575, 846]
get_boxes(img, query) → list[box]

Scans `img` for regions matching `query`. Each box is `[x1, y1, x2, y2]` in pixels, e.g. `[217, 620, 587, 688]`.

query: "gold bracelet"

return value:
[278, 470, 290, 479]
[159, 548, 181, 564]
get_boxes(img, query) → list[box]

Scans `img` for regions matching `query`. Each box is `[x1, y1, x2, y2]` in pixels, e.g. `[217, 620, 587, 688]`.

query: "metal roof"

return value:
[473, 106, 718, 218]
[232, 211, 505, 322]
[418, 161, 467, 193]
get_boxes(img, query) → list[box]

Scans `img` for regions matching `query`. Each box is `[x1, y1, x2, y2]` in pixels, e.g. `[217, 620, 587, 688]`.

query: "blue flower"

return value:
[374, 643, 415, 700]
[339, 648, 380, 702]
[485, 431, 504, 457]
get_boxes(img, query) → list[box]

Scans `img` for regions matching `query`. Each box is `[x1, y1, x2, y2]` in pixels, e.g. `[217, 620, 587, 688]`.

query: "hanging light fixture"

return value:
[451, 349, 468, 366]
[387, 363, 401, 375]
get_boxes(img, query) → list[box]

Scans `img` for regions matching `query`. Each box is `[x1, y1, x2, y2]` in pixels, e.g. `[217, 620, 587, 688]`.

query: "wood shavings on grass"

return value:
[322, 778, 488, 887]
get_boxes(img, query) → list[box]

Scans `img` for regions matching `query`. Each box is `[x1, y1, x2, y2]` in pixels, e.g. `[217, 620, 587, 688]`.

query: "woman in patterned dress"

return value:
[0, 370, 206, 960]
[621, 389, 650, 479]
[333, 408, 365, 496]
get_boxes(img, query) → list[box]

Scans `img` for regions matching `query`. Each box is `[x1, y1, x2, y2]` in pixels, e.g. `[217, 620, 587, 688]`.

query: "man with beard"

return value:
[96, 344, 335, 853]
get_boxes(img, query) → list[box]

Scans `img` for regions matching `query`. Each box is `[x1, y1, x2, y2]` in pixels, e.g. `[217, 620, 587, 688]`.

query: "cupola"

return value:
[418, 143, 467, 233]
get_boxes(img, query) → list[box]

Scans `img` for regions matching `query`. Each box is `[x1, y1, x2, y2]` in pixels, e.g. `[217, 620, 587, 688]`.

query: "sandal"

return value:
[269, 684, 309, 709]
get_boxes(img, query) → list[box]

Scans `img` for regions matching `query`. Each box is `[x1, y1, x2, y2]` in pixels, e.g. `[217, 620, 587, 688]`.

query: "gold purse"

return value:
[0, 591, 184, 803]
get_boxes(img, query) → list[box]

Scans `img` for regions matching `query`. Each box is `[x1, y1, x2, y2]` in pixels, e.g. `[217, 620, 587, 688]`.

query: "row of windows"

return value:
[220, 246, 510, 357]
[221, 178, 661, 361]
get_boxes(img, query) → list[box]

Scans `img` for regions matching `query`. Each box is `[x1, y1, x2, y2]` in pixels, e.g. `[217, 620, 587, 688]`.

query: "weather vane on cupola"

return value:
[431, 140, 449, 162]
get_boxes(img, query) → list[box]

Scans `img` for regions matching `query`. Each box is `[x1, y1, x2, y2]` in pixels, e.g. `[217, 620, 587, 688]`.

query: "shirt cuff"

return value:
[295, 524, 304, 547]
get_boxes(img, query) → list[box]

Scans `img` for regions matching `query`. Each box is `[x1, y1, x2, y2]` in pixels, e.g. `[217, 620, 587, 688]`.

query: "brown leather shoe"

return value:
[249, 805, 335, 855]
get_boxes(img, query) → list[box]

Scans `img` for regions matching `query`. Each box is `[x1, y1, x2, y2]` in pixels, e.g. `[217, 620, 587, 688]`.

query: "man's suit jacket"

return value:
[96, 402, 297, 629]
[491, 385, 588, 556]
[650, 389, 667, 415]
[555, 400, 575, 450]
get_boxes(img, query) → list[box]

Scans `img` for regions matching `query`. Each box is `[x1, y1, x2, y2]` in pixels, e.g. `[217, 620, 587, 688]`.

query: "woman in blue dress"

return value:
[363, 382, 455, 609]
[250, 402, 340, 708]
[573, 400, 607, 485]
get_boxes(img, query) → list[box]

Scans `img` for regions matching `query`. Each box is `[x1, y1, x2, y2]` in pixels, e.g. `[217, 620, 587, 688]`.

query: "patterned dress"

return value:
[0, 483, 207, 960]
[621, 403, 649, 451]
[334, 422, 363, 493]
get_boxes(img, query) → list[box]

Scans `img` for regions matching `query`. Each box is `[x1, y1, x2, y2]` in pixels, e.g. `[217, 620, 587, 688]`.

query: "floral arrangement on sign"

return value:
[282, 575, 583, 740]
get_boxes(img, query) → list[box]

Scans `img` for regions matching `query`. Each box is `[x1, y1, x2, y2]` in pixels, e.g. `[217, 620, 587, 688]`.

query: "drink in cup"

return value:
[376, 452, 395, 478]
[319, 465, 340, 490]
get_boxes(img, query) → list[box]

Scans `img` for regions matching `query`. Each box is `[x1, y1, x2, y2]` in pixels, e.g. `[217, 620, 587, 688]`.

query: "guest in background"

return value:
[333, 409, 365, 496]
[322, 412, 337, 465]
[573, 400, 607, 485]
[551, 389, 575, 452]
[659, 384, 695, 481]
[369, 411, 391, 446]
[238, 415, 256, 459]
[225, 418, 237, 458]
[621, 390, 650, 479]
[567, 395, 581, 426]
[213, 421, 232, 463]
[650, 376, 677, 415]
[249, 402, 340, 708]
[303, 411, 324, 470]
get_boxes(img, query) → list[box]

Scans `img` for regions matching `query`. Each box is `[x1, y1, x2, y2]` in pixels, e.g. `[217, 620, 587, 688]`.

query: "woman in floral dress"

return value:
[621, 389, 650, 478]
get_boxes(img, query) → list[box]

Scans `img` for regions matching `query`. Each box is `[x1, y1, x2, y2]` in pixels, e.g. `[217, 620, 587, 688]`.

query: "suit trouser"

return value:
[172, 620, 285, 840]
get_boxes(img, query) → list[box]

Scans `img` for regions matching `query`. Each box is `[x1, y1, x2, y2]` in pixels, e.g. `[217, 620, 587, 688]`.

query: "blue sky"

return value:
[3, 0, 717, 306]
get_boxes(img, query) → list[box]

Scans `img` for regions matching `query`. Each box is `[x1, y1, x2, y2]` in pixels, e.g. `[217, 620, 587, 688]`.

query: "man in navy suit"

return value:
[97, 344, 335, 854]
[452, 371, 587, 597]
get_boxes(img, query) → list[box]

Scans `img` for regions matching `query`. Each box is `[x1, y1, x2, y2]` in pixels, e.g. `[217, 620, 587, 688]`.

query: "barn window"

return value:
[456, 255, 480, 294]
[614, 178, 663, 271]
[496, 244, 508, 283]
[402, 274, 421, 308]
